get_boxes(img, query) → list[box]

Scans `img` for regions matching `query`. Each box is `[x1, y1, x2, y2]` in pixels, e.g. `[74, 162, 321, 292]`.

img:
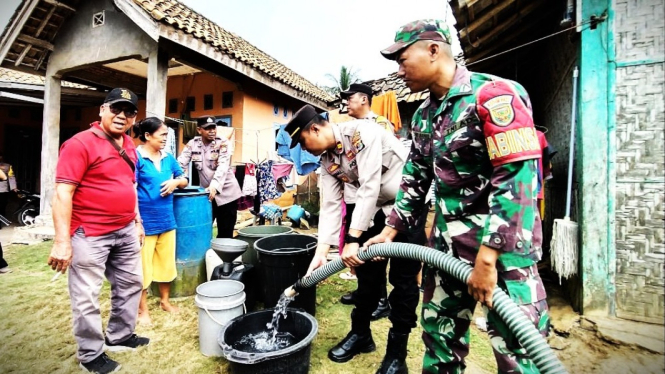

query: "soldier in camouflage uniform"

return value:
[367, 20, 551, 374]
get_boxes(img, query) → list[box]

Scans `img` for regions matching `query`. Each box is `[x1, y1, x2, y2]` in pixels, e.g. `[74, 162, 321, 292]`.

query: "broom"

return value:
[550, 66, 579, 281]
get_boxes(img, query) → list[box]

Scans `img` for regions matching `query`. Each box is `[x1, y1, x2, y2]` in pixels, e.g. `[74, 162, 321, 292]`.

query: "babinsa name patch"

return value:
[486, 127, 539, 161]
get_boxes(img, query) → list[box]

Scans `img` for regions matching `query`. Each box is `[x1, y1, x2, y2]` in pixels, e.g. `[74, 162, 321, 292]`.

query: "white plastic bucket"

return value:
[195, 280, 246, 357]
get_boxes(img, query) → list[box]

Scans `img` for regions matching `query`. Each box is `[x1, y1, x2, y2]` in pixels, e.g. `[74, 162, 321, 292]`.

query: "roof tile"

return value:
[0, 67, 93, 90]
[363, 72, 429, 103]
[132, 0, 332, 103]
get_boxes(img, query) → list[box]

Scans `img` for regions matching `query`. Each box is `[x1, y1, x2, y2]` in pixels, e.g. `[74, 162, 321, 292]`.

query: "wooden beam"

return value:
[15, 45, 32, 66]
[463, 0, 543, 56]
[460, 0, 516, 39]
[0, 0, 40, 63]
[35, 5, 57, 37]
[466, 6, 555, 64]
[66, 66, 147, 95]
[42, 0, 76, 13]
[0, 90, 44, 104]
[16, 3, 59, 66]
[17, 33, 53, 51]
[34, 50, 48, 71]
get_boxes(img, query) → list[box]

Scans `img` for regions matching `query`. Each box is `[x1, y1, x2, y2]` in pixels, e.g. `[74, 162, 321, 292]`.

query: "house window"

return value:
[217, 115, 232, 127]
[222, 91, 233, 108]
[185, 96, 195, 112]
[168, 98, 178, 113]
[204, 94, 214, 110]
[92, 11, 105, 28]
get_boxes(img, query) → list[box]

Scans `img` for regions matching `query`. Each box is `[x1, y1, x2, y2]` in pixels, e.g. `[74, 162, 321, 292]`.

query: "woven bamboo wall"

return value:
[613, 0, 665, 324]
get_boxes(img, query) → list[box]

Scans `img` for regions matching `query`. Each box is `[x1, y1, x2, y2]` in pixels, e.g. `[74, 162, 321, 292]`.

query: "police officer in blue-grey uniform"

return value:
[178, 116, 242, 238]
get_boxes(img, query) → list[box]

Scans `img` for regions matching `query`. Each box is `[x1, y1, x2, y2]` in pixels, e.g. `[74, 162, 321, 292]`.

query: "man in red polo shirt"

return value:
[48, 88, 149, 374]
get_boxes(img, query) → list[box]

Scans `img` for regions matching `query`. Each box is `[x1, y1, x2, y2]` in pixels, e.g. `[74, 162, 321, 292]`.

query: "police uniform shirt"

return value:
[318, 119, 407, 247]
[177, 136, 242, 206]
[344, 112, 396, 205]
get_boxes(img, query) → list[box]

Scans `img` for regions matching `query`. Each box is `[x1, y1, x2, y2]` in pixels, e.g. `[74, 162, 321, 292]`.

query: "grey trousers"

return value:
[68, 222, 142, 363]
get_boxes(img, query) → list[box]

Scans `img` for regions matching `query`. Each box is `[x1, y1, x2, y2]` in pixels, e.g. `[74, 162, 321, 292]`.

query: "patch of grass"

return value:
[0, 242, 496, 373]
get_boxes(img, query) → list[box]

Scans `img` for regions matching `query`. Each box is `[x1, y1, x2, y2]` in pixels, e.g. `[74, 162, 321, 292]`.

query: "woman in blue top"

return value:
[133, 117, 188, 325]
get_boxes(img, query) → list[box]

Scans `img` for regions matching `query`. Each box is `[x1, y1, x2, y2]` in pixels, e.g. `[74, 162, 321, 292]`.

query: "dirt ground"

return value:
[542, 285, 664, 374]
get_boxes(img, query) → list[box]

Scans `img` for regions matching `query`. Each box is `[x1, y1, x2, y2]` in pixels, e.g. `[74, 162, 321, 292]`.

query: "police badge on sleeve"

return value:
[482, 95, 515, 127]
[352, 131, 365, 152]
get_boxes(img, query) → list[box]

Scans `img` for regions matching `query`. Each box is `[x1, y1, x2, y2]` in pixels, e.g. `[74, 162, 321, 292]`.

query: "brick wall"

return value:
[613, 0, 665, 324]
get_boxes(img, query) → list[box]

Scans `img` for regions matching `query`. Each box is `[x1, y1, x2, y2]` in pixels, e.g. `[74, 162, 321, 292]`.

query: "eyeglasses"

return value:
[107, 104, 138, 118]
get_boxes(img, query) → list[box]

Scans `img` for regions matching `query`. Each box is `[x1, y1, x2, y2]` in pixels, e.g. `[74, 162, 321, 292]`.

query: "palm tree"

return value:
[324, 66, 361, 96]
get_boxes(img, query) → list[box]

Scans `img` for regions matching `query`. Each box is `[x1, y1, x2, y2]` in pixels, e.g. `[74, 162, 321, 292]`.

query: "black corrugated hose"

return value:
[290, 242, 568, 374]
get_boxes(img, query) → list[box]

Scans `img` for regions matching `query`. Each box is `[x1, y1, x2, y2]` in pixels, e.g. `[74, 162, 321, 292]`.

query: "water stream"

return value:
[234, 293, 296, 353]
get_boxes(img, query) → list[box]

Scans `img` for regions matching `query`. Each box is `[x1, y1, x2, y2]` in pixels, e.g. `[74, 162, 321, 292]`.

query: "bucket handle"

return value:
[203, 303, 247, 326]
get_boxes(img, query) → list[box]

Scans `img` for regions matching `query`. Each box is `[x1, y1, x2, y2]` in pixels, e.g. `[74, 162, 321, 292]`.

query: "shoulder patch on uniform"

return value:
[352, 131, 365, 152]
[482, 95, 514, 127]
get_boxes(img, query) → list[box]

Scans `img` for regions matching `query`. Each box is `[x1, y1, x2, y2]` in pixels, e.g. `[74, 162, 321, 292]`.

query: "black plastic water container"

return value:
[254, 234, 317, 315]
[219, 308, 318, 374]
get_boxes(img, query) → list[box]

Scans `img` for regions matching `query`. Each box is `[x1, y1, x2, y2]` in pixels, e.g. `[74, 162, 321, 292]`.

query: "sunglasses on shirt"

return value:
[107, 104, 138, 118]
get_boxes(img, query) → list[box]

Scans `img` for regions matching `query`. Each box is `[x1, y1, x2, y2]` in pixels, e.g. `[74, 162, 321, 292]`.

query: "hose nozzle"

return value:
[283, 285, 298, 298]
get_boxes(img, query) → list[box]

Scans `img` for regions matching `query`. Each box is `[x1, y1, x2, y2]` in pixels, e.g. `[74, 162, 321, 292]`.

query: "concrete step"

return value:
[11, 224, 54, 245]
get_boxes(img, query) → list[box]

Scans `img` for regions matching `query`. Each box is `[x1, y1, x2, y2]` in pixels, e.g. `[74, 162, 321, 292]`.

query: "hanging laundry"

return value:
[242, 163, 257, 196]
[182, 119, 198, 141]
[257, 160, 281, 203]
[234, 164, 246, 190]
[272, 162, 295, 193]
[371, 91, 402, 132]
[165, 126, 177, 155]
[237, 195, 255, 211]
[536, 129, 557, 220]
[276, 125, 321, 175]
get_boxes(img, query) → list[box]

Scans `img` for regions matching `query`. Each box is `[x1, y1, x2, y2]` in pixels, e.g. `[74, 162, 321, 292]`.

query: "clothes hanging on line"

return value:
[276, 125, 320, 175]
[536, 129, 557, 220]
[272, 162, 295, 193]
[182, 120, 198, 141]
[371, 91, 402, 132]
[165, 127, 177, 155]
[237, 195, 255, 211]
[257, 160, 281, 203]
[241, 163, 257, 196]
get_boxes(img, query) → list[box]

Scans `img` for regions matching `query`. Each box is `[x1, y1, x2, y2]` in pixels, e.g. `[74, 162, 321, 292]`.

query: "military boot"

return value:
[376, 329, 409, 374]
[328, 330, 375, 363]
[370, 297, 391, 321]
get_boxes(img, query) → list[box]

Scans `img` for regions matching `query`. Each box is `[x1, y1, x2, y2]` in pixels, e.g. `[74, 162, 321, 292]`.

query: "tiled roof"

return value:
[0, 67, 93, 89]
[133, 0, 334, 103]
[363, 72, 429, 103]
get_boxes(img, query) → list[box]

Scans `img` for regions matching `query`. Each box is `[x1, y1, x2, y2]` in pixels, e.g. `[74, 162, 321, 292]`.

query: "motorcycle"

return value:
[14, 189, 40, 226]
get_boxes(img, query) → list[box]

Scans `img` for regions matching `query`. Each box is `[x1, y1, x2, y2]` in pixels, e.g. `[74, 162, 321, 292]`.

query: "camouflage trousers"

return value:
[420, 267, 550, 374]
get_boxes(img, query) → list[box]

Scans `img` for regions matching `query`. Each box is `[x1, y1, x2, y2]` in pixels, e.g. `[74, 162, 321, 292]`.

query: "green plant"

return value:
[300, 195, 320, 216]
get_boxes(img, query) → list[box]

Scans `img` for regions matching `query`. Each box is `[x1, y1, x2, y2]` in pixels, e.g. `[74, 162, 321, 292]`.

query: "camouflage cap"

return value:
[381, 19, 452, 60]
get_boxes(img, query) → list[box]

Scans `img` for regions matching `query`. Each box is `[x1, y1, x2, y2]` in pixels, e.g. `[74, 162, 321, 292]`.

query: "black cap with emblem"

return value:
[340, 83, 373, 99]
[197, 116, 217, 129]
[285, 105, 319, 148]
[104, 88, 138, 109]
